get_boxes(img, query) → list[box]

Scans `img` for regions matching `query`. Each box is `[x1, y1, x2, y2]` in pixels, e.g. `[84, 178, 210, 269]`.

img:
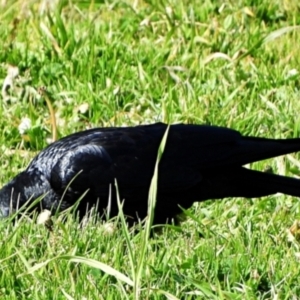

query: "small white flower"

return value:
[145, 108, 152, 116]
[165, 6, 173, 17]
[286, 69, 298, 79]
[18, 117, 32, 135]
[102, 222, 116, 235]
[77, 103, 89, 114]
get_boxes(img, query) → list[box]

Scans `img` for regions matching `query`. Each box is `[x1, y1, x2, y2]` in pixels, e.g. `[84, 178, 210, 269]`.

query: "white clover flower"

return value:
[165, 6, 173, 17]
[18, 117, 32, 135]
[287, 69, 298, 77]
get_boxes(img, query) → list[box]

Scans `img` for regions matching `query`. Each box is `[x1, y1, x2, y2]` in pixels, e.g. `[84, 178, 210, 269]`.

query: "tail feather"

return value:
[199, 167, 300, 200]
[234, 137, 300, 166]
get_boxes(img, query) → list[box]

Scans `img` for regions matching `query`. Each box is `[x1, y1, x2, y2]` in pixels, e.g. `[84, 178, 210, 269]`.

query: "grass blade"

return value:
[134, 125, 170, 299]
[18, 254, 134, 286]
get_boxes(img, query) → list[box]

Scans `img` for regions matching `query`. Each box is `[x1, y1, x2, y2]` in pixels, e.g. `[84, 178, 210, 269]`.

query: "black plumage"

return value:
[1, 122, 300, 224]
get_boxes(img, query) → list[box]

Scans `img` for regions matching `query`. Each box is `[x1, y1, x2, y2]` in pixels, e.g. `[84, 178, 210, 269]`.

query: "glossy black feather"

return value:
[1, 122, 300, 223]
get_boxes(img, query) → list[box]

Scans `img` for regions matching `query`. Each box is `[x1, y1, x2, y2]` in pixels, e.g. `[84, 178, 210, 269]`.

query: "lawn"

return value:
[1, 0, 300, 299]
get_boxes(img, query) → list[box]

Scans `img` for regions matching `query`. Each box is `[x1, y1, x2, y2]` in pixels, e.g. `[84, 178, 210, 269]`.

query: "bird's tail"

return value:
[232, 136, 300, 166]
[200, 167, 300, 199]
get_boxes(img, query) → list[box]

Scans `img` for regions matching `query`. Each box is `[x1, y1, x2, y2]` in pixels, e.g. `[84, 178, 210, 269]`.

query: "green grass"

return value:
[1, 0, 300, 298]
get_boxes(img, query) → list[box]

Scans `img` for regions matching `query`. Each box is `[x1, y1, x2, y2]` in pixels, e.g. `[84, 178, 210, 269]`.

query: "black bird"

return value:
[1, 122, 300, 224]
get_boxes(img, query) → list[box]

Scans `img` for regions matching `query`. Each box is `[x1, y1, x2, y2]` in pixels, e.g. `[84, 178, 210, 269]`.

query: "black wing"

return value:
[46, 122, 300, 201]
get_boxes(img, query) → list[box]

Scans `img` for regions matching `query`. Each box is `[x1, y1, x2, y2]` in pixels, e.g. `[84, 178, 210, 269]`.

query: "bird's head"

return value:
[0, 171, 50, 218]
[0, 183, 18, 218]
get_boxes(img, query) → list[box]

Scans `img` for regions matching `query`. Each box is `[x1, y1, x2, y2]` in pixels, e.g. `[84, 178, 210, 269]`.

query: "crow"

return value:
[0, 122, 300, 224]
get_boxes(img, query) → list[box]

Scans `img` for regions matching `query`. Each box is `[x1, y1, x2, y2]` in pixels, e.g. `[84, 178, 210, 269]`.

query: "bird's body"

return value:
[1, 122, 300, 224]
